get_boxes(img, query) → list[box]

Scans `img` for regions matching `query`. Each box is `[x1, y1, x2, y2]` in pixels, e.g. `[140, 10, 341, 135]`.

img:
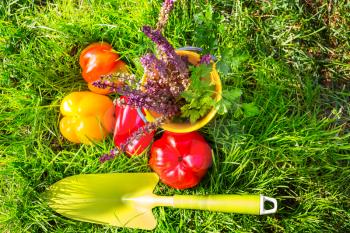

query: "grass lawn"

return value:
[1, 0, 350, 232]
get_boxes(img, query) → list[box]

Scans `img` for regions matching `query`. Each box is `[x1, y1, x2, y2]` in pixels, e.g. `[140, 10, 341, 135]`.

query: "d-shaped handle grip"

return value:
[171, 194, 277, 215]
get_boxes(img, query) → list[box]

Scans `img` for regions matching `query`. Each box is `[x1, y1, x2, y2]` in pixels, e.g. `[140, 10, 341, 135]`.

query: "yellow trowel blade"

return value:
[45, 173, 159, 230]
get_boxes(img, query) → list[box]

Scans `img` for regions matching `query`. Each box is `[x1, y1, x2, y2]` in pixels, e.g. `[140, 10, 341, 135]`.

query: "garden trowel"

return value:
[45, 173, 277, 230]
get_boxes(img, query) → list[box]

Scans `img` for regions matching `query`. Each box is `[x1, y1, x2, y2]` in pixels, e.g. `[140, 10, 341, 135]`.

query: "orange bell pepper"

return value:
[59, 91, 115, 144]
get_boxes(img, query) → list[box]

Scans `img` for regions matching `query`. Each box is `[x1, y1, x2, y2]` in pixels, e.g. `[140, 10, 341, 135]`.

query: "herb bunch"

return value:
[94, 0, 217, 162]
[95, 0, 190, 119]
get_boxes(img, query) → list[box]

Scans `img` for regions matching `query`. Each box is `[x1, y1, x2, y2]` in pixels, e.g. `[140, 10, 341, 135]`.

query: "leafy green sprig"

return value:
[180, 63, 260, 123]
[216, 89, 260, 118]
[180, 64, 215, 123]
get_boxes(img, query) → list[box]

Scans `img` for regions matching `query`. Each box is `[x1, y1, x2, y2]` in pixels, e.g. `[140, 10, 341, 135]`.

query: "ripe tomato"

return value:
[114, 96, 155, 156]
[79, 42, 128, 94]
[149, 131, 212, 189]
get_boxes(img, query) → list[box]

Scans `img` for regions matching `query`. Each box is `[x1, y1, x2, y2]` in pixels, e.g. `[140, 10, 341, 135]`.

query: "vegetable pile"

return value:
[58, 0, 253, 189]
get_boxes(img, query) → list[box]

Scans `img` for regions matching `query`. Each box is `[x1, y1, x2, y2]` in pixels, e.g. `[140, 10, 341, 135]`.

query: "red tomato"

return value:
[149, 131, 212, 189]
[79, 42, 128, 94]
[79, 42, 125, 82]
[114, 97, 155, 156]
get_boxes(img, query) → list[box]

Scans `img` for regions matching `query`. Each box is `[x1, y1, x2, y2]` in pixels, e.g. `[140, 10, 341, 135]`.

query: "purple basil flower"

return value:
[142, 26, 187, 75]
[92, 79, 120, 92]
[99, 148, 119, 163]
[92, 72, 138, 92]
[142, 26, 177, 60]
[126, 89, 181, 117]
[140, 53, 167, 80]
[141, 26, 189, 96]
[156, 0, 176, 31]
[200, 54, 212, 65]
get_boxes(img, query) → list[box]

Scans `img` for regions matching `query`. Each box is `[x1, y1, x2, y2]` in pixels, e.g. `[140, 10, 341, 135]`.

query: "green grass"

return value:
[1, 0, 350, 232]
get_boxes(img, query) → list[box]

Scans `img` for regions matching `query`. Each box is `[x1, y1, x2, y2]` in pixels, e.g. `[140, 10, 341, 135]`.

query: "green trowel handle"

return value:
[172, 194, 277, 215]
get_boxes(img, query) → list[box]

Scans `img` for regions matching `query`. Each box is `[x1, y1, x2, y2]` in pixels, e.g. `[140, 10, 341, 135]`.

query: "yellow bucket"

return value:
[143, 50, 222, 133]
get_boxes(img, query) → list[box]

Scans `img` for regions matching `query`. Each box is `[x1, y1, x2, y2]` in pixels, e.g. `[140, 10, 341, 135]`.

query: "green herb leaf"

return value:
[242, 102, 260, 117]
[181, 90, 196, 101]
[180, 63, 216, 123]
[216, 99, 230, 115]
[215, 88, 243, 115]
[218, 48, 250, 73]
[223, 88, 242, 100]
[234, 107, 244, 118]
[216, 61, 230, 75]
[189, 64, 212, 91]
[231, 52, 250, 71]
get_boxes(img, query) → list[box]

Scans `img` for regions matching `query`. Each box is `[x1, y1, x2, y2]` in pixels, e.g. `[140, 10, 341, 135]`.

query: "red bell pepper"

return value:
[113, 97, 155, 156]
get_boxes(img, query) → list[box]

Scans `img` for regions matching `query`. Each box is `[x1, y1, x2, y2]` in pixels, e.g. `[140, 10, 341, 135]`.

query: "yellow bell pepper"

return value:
[59, 91, 115, 144]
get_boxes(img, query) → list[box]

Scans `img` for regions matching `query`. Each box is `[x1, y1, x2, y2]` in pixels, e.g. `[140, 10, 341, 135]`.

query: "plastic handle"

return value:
[260, 195, 278, 215]
[176, 46, 218, 61]
[177, 46, 203, 52]
[172, 194, 277, 215]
